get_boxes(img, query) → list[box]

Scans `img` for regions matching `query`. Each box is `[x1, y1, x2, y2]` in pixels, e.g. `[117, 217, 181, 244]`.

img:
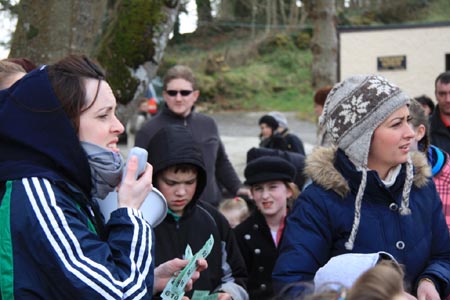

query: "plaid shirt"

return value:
[434, 152, 450, 231]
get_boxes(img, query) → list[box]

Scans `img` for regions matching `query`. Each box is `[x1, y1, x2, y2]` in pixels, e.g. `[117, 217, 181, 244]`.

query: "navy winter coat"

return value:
[272, 147, 450, 298]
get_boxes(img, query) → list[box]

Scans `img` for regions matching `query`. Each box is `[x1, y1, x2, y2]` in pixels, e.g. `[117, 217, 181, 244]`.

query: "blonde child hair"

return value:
[281, 260, 405, 300]
[219, 197, 250, 228]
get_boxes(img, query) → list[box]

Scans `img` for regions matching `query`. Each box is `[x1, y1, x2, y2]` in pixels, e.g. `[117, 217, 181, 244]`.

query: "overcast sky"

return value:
[0, 1, 197, 59]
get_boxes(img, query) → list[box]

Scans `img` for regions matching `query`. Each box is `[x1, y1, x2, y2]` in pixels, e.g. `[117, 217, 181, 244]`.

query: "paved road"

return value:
[210, 111, 317, 180]
[121, 111, 318, 181]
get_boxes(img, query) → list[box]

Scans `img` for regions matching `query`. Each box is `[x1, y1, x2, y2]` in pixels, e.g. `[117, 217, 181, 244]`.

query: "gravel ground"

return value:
[121, 111, 318, 180]
[210, 111, 317, 180]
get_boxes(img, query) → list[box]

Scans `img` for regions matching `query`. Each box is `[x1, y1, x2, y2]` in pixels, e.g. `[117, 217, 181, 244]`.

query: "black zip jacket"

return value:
[147, 125, 249, 300]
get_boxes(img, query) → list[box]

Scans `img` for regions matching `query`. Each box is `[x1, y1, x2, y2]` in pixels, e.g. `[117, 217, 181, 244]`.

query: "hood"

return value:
[0, 66, 91, 196]
[147, 125, 206, 206]
[304, 147, 430, 197]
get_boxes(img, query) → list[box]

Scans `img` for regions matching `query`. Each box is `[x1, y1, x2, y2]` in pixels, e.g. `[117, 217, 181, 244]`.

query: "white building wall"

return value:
[339, 24, 450, 100]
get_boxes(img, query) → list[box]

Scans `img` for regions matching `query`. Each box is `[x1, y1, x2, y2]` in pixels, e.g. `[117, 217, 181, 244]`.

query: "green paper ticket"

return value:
[191, 290, 219, 300]
[162, 235, 214, 300]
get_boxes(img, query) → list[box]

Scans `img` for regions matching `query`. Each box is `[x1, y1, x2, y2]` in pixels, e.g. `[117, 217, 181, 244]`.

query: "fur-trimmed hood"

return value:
[304, 147, 431, 197]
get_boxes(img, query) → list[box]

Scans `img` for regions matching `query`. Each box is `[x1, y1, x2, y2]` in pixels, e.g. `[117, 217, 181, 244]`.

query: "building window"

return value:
[446, 54, 450, 71]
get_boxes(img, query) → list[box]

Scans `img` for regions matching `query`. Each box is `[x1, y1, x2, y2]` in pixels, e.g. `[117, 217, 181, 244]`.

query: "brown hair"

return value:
[314, 86, 333, 106]
[163, 65, 197, 90]
[286, 261, 404, 300]
[138, 97, 148, 106]
[0, 61, 26, 89]
[3, 57, 37, 72]
[0, 60, 25, 73]
[347, 260, 405, 300]
[286, 181, 300, 208]
[47, 55, 105, 132]
[435, 71, 450, 88]
[165, 163, 199, 175]
[409, 99, 430, 153]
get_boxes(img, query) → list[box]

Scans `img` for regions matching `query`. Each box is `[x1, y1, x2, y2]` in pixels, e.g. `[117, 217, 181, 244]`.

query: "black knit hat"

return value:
[244, 156, 296, 185]
[258, 115, 279, 131]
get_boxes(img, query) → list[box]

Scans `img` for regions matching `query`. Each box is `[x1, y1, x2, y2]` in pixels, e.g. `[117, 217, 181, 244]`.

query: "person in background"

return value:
[277, 258, 409, 300]
[409, 99, 450, 230]
[272, 74, 450, 299]
[312, 252, 413, 300]
[258, 114, 288, 151]
[347, 259, 409, 300]
[246, 147, 307, 190]
[147, 124, 249, 300]
[0, 60, 26, 89]
[430, 71, 450, 153]
[313, 85, 333, 118]
[135, 65, 249, 207]
[219, 197, 250, 228]
[414, 95, 435, 116]
[276, 255, 409, 300]
[268, 111, 305, 155]
[313, 85, 333, 146]
[0, 55, 206, 299]
[234, 156, 298, 300]
[126, 97, 149, 149]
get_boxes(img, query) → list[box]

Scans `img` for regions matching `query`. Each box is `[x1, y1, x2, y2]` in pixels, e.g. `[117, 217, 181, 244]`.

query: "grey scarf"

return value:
[81, 142, 124, 200]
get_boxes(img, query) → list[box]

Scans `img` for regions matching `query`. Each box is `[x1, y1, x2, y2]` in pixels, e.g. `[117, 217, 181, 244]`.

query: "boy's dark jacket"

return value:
[147, 125, 248, 300]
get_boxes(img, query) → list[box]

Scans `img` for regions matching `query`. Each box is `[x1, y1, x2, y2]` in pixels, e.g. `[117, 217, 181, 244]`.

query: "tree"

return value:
[196, 0, 212, 29]
[9, 0, 179, 108]
[9, 0, 107, 64]
[310, 0, 337, 88]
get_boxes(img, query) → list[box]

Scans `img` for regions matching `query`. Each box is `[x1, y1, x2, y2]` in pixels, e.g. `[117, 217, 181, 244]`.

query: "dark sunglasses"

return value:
[165, 90, 194, 97]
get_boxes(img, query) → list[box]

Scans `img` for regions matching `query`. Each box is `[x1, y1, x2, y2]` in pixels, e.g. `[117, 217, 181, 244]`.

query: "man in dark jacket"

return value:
[147, 125, 249, 300]
[135, 65, 249, 207]
[430, 71, 450, 153]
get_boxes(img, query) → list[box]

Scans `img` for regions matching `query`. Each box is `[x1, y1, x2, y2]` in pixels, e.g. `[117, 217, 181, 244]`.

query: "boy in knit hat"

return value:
[272, 75, 450, 299]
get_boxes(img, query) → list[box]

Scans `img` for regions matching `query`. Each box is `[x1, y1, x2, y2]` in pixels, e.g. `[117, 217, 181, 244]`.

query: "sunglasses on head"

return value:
[165, 90, 194, 97]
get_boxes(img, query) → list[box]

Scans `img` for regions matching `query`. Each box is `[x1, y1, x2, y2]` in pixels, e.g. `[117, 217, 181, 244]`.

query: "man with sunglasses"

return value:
[135, 65, 250, 207]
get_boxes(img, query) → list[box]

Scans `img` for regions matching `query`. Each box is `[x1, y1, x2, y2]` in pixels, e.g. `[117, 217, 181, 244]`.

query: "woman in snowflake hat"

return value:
[272, 75, 450, 300]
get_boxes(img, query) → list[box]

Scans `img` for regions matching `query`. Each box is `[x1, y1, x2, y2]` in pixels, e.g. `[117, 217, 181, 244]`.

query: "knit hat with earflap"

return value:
[321, 74, 412, 250]
[268, 111, 288, 128]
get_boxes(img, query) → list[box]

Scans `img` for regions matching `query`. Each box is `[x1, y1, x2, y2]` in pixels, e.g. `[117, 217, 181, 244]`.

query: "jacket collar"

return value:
[161, 103, 195, 120]
[304, 147, 430, 197]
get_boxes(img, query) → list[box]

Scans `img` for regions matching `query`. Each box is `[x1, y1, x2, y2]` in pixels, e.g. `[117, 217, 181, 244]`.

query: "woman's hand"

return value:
[417, 278, 440, 300]
[118, 156, 153, 209]
[153, 258, 208, 294]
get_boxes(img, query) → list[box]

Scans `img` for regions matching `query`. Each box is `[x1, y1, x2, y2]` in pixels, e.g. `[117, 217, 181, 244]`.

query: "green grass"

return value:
[423, 0, 450, 22]
[163, 34, 315, 121]
[162, 0, 450, 120]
